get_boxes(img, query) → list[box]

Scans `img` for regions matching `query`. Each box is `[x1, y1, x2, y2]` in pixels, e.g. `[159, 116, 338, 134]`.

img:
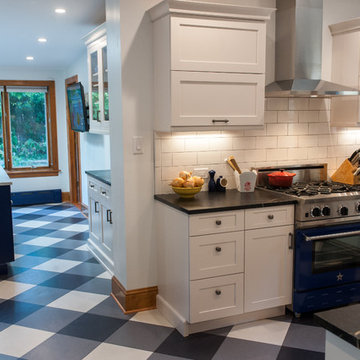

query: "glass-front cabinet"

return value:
[85, 23, 109, 134]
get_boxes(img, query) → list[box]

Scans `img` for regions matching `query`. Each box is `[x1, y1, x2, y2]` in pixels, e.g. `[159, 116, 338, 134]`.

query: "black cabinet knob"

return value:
[215, 289, 222, 295]
[268, 214, 274, 220]
[215, 220, 222, 225]
[215, 246, 222, 252]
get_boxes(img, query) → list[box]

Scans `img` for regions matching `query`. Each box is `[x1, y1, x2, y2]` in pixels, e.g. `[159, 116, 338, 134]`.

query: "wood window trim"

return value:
[0, 80, 59, 178]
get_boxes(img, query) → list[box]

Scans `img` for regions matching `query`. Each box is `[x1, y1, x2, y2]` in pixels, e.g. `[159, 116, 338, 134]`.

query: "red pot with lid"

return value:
[267, 169, 296, 187]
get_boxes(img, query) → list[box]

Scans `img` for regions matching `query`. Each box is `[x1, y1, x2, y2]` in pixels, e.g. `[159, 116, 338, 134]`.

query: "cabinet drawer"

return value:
[190, 232, 244, 280]
[171, 17, 265, 73]
[190, 274, 244, 323]
[245, 205, 294, 230]
[88, 180, 99, 193]
[171, 71, 265, 127]
[189, 211, 244, 236]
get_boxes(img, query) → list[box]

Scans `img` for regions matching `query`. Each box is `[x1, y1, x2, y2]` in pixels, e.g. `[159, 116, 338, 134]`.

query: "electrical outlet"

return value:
[193, 167, 209, 179]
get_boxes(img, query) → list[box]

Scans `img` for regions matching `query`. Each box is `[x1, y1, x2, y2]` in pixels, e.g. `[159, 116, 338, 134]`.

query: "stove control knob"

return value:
[356, 202, 360, 213]
[310, 207, 322, 217]
[339, 206, 349, 216]
[322, 206, 331, 216]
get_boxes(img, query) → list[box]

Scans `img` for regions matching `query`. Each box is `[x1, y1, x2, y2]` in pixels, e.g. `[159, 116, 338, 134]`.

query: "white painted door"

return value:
[171, 71, 264, 127]
[244, 225, 293, 312]
[171, 17, 266, 73]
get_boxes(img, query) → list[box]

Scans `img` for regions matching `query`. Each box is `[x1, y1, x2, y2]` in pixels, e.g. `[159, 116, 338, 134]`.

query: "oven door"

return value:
[295, 223, 360, 292]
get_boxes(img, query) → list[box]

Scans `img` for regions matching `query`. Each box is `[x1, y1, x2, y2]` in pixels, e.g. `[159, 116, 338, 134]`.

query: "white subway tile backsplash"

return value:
[298, 111, 318, 123]
[264, 111, 278, 123]
[309, 123, 330, 135]
[161, 152, 172, 167]
[266, 98, 288, 111]
[256, 136, 277, 149]
[278, 111, 298, 123]
[198, 151, 222, 164]
[288, 148, 308, 160]
[318, 111, 330, 123]
[266, 123, 288, 136]
[184, 138, 209, 152]
[288, 123, 309, 136]
[307, 147, 327, 159]
[289, 98, 309, 111]
[278, 136, 298, 148]
[232, 137, 256, 150]
[309, 98, 331, 111]
[154, 102, 360, 194]
[243, 149, 266, 162]
[298, 135, 318, 148]
[266, 149, 288, 161]
[162, 138, 184, 152]
[173, 152, 197, 166]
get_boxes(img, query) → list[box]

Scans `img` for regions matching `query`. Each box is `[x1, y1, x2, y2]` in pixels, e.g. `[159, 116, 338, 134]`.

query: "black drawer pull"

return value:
[215, 246, 222, 252]
[94, 201, 99, 213]
[101, 191, 107, 195]
[268, 214, 274, 220]
[212, 119, 229, 124]
[215, 220, 222, 225]
[215, 289, 222, 296]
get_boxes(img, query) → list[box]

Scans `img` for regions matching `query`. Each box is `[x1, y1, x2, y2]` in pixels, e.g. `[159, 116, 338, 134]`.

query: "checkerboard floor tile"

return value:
[0, 203, 326, 359]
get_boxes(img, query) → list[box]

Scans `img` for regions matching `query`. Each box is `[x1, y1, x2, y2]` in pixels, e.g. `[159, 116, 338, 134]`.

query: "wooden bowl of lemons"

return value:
[170, 171, 204, 198]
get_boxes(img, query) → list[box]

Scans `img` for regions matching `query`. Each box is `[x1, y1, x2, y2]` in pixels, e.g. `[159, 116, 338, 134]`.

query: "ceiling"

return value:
[0, 0, 106, 69]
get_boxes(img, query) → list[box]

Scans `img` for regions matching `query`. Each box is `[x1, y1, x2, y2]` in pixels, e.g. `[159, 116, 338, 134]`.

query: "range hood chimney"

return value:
[266, 0, 360, 97]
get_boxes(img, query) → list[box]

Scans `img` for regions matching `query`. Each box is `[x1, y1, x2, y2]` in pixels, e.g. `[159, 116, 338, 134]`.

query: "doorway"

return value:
[65, 75, 82, 209]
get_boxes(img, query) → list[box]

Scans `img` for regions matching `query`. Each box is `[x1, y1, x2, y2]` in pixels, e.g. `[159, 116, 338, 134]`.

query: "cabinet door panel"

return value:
[172, 71, 264, 127]
[190, 274, 244, 323]
[89, 196, 101, 242]
[101, 204, 113, 258]
[190, 231, 244, 280]
[244, 225, 293, 312]
[171, 17, 265, 73]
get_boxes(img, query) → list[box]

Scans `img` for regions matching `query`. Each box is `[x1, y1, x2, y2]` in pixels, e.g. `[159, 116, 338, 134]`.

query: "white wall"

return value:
[0, 67, 69, 193]
[64, 51, 111, 206]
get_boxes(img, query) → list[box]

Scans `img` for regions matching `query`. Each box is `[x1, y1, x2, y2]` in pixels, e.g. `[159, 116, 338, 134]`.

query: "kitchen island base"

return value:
[158, 294, 285, 337]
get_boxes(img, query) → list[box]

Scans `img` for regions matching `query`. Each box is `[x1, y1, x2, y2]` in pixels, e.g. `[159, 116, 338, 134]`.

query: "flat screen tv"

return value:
[67, 82, 89, 132]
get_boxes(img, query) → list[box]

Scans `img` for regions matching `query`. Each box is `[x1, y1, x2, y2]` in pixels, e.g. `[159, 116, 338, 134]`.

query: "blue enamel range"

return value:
[256, 164, 360, 316]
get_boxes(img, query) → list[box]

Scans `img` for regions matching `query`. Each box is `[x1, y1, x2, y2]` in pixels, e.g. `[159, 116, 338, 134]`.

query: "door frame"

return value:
[65, 75, 82, 207]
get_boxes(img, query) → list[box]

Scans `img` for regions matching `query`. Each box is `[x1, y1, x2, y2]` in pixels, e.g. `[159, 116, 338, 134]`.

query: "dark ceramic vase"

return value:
[208, 170, 216, 192]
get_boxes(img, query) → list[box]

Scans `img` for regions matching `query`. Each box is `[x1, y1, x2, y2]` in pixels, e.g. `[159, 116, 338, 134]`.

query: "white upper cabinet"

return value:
[84, 23, 110, 134]
[149, 0, 274, 131]
[171, 17, 266, 73]
[330, 19, 360, 127]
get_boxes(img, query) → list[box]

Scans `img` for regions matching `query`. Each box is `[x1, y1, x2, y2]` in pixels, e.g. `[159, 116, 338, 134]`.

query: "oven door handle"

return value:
[304, 230, 360, 242]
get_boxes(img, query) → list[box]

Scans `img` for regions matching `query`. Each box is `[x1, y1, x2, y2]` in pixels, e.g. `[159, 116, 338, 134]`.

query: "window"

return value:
[0, 80, 59, 178]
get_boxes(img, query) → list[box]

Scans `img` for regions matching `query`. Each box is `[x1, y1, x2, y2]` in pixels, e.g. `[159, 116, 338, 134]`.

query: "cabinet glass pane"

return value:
[102, 46, 109, 121]
[90, 51, 100, 121]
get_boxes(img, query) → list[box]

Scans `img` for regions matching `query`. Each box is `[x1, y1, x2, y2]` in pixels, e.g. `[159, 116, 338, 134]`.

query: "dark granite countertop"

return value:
[315, 304, 360, 349]
[85, 170, 111, 186]
[154, 188, 297, 214]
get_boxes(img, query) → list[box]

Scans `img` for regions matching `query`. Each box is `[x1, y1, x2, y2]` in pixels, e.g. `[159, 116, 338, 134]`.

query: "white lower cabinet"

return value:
[156, 203, 294, 334]
[87, 176, 113, 273]
[244, 225, 294, 313]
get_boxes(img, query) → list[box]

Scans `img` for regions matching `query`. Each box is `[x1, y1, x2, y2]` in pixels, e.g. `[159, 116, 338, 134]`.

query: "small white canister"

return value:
[234, 170, 257, 192]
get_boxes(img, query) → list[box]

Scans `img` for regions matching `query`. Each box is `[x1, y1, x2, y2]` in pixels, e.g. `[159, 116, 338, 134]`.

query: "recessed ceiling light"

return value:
[38, 37, 47, 43]
[55, 8, 66, 14]
[26, 56, 34, 61]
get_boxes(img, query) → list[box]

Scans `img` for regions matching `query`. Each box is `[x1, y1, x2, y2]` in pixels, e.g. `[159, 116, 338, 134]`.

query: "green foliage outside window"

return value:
[9, 92, 48, 168]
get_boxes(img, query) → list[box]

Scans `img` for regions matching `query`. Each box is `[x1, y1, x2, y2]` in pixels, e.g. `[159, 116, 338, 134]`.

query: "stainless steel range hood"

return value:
[266, 0, 360, 98]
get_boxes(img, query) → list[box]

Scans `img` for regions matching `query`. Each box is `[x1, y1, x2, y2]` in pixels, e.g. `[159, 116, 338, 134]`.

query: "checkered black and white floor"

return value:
[0, 203, 325, 359]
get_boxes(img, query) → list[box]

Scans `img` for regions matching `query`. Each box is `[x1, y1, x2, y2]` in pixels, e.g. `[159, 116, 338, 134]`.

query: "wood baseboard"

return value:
[62, 192, 70, 202]
[111, 276, 158, 314]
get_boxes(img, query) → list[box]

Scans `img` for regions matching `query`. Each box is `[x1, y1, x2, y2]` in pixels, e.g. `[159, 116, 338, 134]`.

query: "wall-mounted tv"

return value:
[67, 82, 89, 132]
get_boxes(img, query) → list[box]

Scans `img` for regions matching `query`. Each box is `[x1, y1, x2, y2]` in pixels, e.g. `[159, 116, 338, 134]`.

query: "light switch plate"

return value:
[133, 136, 144, 154]
[193, 167, 209, 179]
